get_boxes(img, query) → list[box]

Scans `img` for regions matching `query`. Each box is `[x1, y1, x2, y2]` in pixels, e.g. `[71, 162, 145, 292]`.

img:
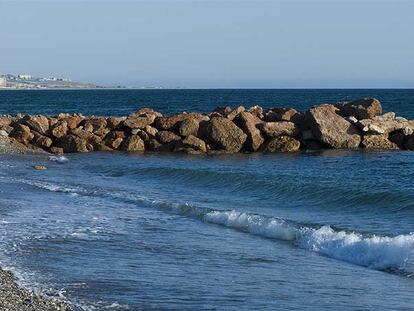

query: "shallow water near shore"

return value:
[1, 150, 414, 310]
[1, 89, 414, 310]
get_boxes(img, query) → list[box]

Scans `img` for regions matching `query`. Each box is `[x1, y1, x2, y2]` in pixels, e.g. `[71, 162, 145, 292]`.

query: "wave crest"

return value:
[17, 178, 414, 275]
[205, 210, 414, 275]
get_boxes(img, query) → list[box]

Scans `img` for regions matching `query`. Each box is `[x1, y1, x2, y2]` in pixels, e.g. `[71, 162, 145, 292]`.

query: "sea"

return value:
[0, 89, 414, 310]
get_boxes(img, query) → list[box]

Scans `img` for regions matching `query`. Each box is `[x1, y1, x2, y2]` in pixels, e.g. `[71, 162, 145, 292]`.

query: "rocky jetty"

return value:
[1, 98, 414, 154]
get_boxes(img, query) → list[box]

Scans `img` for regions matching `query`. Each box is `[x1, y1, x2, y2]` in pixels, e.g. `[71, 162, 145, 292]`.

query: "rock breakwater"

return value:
[1, 98, 414, 154]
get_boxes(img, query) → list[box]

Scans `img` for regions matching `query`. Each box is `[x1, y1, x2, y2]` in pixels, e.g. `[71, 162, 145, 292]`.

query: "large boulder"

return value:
[22, 115, 49, 135]
[361, 134, 399, 149]
[154, 113, 208, 131]
[156, 131, 181, 145]
[234, 111, 264, 151]
[248, 105, 264, 119]
[203, 117, 247, 152]
[212, 106, 232, 117]
[0, 116, 12, 130]
[226, 106, 245, 121]
[144, 125, 158, 137]
[178, 118, 199, 137]
[306, 104, 361, 149]
[336, 98, 382, 120]
[50, 120, 68, 138]
[9, 124, 34, 145]
[123, 116, 153, 130]
[146, 138, 163, 151]
[357, 113, 412, 135]
[31, 132, 53, 149]
[262, 136, 301, 153]
[104, 131, 126, 149]
[133, 129, 150, 142]
[82, 118, 107, 136]
[154, 115, 188, 131]
[69, 128, 102, 151]
[248, 106, 264, 118]
[264, 108, 304, 124]
[64, 115, 84, 130]
[106, 116, 126, 129]
[128, 108, 162, 121]
[59, 135, 89, 153]
[121, 135, 145, 151]
[71, 128, 102, 145]
[257, 121, 299, 138]
[175, 135, 207, 153]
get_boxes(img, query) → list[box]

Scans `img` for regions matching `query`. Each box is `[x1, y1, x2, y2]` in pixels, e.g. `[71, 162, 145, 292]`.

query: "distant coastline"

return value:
[0, 73, 151, 90]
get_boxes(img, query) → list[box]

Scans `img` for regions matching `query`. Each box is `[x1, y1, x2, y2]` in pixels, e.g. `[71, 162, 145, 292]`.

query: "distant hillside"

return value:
[0, 74, 106, 89]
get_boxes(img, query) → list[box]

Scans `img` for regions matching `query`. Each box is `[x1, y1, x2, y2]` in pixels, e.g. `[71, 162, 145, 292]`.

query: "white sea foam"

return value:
[300, 226, 414, 272]
[204, 210, 298, 241]
[48, 155, 69, 163]
[22, 180, 81, 193]
[204, 209, 414, 274]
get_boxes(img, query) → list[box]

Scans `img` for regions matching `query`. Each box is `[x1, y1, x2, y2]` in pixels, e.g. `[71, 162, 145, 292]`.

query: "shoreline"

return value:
[0, 268, 74, 311]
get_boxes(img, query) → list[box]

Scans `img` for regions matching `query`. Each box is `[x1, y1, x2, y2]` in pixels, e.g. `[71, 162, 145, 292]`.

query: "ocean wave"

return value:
[204, 210, 414, 275]
[88, 165, 414, 212]
[21, 180, 84, 194]
[15, 178, 414, 275]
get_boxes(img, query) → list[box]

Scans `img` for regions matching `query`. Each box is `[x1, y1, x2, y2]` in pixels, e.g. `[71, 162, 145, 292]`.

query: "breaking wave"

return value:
[204, 210, 414, 274]
[18, 178, 414, 276]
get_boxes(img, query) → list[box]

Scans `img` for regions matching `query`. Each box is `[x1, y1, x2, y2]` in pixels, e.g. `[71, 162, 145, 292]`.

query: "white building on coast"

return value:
[18, 74, 32, 80]
[0, 76, 6, 87]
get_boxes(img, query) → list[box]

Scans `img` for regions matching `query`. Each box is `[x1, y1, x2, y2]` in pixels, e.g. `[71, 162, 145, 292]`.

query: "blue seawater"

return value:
[0, 89, 414, 118]
[0, 90, 414, 310]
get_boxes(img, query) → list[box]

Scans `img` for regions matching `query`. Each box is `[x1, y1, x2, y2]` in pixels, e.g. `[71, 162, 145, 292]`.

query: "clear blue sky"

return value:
[0, 0, 413, 88]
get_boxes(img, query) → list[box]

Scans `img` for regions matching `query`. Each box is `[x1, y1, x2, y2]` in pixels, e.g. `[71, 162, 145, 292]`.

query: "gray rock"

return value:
[306, 104, 361, 149]
[361, 134, 399, 149]
[121, 135, 145, 151]
[257, 121, 299, 138]
[156, 131, 181, 144]
[336, 98, 382, 120]
[204, 117, 247, 152]
[9, 124, 34, 145]
[22, 115, 49, 135]
[234, 111, 264, 151]
[178, 118, 199, 137]
[59, 134, 89, 153]
[357, 113, 412, 135]
[264, 108, 304, 124]
[262, 136, 301, 153]
[175, 135, 207, 153]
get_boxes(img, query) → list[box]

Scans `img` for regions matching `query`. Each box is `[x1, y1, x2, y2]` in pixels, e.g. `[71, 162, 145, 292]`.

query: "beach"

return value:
[0, 269, 72, 311]
[1, 89, 414, 310]
[2, 0, 414, 308]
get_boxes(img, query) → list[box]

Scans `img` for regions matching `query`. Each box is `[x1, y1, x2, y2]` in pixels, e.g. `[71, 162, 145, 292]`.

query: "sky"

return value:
[0, 0, 413, 88]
